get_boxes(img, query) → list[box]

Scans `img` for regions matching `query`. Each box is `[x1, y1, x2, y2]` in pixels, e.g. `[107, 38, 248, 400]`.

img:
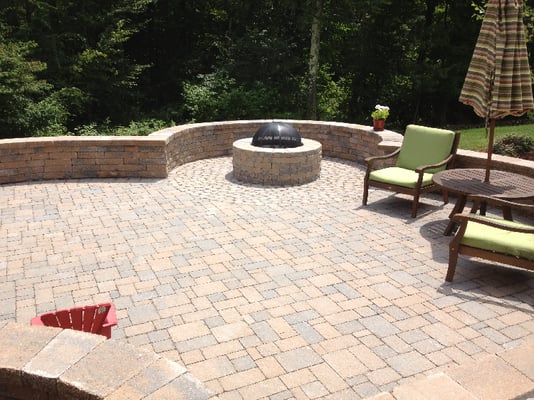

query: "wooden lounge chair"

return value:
[31, 302, 117, 339]
[447, 195, 534, 282]
[363, 124, 460, 217]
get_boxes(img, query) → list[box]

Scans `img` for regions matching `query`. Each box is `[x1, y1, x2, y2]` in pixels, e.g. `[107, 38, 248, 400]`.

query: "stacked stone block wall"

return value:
[232, 138, 322, 185]
[0, 137, 168, 184]
[0, 120, 531, 185]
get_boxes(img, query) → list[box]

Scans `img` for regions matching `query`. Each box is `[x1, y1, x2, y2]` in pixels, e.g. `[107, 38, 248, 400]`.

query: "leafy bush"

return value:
[181, 70, 294, 122]
[73, 119, 170, 136]
[317, 64, 350, 121]
[493, 134, 534, 157]
[113, 119, 170, 136]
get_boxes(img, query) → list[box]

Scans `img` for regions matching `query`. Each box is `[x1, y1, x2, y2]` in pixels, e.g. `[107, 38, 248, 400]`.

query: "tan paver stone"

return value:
[219, 308, 244, 324]
[395, 316, 429, 331]
[387, 350, 435, 377]
[367, 366, 402, 386]
[24, 329, 105, 378]
[125, 322, 156, 337]
[59, 340, 159, 398]
[202, 340, 243, 359]
[393, 372, 477, 400]
[276, 336, 309, 352]
[351, 344, 387, 370]
[471, 335, 504, 354]
[268, 317, 297, 338]
[323, 349, 367, 378]
[499, 340, 534, 379]
[268, 304, 297, 318]
[498, 310, 532, 326]
[422, 322, 464, 347]
[212, 321, 254, 342]
[301, 285, 325, 298]
[308, 273, 342, 288]
[144, 373, 213, 400]
[310, 363, 349, 392]
[276, 347, 323, 373]
[256, 342, 281, 358]
[256, 356, 286, 379]
[168, 321, 210, 342]
[213, 297, 249, 311]
[280, 368, 316, 389]
[239, 287, 264, 303]
[324, 310, 359, 325]
[364, 393, 396, 400]
[448, 354, 533, 400]
[307, 297, 342, 316]
[106, 357, 187, 400]
[313, 322, 342, 340]
[238, 377, 287, 400]
[302, 380, 329, 399]
[218, 367, 266, 392]
[189, 356, 235, 382]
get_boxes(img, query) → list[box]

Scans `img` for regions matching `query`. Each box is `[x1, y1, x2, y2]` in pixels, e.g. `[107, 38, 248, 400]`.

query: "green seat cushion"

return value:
[369, 167, 434, 189]
[396, 125, 455, 173]
[462, 216, 534, 261]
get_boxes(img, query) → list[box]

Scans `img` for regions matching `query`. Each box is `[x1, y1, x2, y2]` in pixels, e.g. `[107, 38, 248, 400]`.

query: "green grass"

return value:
[459, 123, 534, 151]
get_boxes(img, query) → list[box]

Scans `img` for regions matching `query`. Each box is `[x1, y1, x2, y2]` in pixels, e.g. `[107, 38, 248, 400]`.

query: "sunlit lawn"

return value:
[459, 123, 534, 151]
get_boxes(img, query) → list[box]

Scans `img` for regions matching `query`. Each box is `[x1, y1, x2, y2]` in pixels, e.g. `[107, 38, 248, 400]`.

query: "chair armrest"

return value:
[452, 213, 534, 234]
[101, 304, 118, 328]
[364, 148, 401, 169]
[30, 316, 45, 326]
[466, 194, 534, 214]
[414, 154, 454, 174]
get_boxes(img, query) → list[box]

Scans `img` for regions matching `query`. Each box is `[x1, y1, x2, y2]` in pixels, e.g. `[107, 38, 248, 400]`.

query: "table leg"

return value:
[502, 206, 513, 221]
[444, 195, 467, 236]
[469, 200, 486, 215]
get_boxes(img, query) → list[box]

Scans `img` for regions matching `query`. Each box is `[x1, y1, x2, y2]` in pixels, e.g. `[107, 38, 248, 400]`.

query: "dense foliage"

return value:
[493, 134, 534, 157]
[0, 0, 533, 138]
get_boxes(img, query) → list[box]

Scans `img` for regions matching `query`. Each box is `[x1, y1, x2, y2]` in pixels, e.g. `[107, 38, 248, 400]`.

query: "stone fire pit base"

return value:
[232, 138, 322, 186]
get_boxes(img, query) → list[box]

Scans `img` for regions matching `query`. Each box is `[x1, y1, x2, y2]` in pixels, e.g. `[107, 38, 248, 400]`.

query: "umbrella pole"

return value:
[484, 118, 496, 182]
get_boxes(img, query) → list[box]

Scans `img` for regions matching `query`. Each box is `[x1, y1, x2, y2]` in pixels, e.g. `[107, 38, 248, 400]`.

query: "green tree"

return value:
[1, 0, 152, 126]
[0, 33, 69, 137]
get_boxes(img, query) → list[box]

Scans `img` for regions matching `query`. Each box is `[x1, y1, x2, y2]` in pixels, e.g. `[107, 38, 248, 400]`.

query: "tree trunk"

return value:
[306, 0, 322, 120]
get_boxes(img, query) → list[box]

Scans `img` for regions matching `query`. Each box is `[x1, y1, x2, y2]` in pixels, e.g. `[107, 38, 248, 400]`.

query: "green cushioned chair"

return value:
[363, 125, 460, 217]
[447, 195, 534, 282]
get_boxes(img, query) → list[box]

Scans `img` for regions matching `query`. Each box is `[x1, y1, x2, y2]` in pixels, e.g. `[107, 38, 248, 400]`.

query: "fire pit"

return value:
[232, 122, 322, 186]
[252, 122, 303, 148]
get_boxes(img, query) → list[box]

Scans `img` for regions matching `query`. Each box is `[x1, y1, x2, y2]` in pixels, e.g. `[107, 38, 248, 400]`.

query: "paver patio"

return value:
[0, 156, 533, 399]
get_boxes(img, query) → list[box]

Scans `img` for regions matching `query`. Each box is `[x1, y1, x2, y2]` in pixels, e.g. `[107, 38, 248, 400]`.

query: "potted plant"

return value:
[371, 104, 390, 131]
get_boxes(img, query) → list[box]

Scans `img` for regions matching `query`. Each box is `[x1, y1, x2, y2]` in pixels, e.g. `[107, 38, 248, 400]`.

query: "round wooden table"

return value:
[432, 168, 534, 235]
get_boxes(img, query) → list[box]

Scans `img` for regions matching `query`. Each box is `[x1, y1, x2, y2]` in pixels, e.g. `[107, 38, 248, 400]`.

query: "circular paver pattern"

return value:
[1, 156, 533, 399]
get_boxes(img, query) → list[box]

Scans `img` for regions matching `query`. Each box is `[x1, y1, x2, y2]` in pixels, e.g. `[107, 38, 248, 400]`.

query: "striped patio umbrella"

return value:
[459, 0, 534, 182]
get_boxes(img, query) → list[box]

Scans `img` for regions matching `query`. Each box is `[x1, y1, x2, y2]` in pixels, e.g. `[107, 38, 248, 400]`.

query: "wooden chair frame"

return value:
[447, 195, 534, 282]
[363, 129, 460, 218]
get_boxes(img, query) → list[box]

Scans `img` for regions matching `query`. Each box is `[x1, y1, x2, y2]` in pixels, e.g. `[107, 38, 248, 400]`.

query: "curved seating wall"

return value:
[0, 119, 531, 185]
[0, 321, 212, 400]
[0, 120, 397, 184]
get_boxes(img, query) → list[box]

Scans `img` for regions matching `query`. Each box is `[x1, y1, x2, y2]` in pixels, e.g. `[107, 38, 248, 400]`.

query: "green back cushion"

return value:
[396, 125, 456, 172]
[462, 216, 534, 261]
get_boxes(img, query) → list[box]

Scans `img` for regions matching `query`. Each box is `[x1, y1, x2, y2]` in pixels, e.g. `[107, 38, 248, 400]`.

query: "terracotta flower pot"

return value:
[373, 119, 385, 131]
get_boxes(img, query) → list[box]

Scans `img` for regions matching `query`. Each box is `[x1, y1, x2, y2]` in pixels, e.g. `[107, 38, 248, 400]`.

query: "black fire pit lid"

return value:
[252, 122, 302, 148]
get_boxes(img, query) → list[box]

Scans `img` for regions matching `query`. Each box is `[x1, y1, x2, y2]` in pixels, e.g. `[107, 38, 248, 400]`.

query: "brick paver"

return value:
[1, 156, 533, 399]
